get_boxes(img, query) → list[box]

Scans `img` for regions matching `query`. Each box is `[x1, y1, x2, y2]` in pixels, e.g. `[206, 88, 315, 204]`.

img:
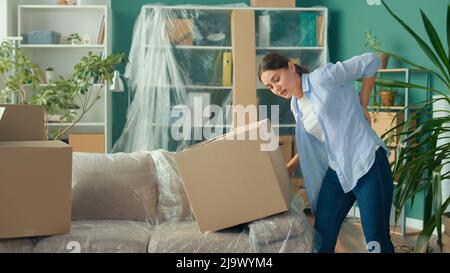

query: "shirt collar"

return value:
[301, 73, 311, 93]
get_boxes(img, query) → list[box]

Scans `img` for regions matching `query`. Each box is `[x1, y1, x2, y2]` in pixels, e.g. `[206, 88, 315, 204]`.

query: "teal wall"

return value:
[111, 0, 449, 221]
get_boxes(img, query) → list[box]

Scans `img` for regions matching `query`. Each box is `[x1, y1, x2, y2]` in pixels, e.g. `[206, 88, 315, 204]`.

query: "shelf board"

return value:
[21, 44, 106, 49]
[145, 85, 232, 89]
[145, 45, 231, 50]
[19, 5, 107, 10]
[149, 124, 294, 128]
[46, 122, 105, 127]
[377, 68, 426, 73]
[185, 85, 232, 89]
[26, 83, 105, 87]
[256, 46, 325, 50]
[143, 5, 326, 12]
[145, 46, 325, 51]
[368, 106, 405, 111]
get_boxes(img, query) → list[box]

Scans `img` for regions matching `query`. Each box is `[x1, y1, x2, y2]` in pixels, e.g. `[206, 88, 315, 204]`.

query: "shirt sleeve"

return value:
[317, 52, 380, 86]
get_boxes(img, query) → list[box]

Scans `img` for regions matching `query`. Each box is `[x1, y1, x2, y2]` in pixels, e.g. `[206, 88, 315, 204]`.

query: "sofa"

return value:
[0, 150, 317, 253]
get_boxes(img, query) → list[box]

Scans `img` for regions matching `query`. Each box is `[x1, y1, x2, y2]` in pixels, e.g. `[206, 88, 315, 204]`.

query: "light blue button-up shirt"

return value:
[291, 52, 389, 213]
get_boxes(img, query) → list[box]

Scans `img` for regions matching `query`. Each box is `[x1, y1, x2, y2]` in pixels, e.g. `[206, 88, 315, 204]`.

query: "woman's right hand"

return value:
[286, 153, 299, 177]
[287, 164, 296, 177]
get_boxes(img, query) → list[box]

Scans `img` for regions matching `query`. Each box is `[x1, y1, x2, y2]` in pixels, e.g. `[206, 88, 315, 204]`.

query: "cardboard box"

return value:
[166, 19, 193, 45]
[0, 141, 72, 239]
[0, 104, 45, 141]
[231, 10, 257, 127]
[175, 120, 294, 232]
[317, 14, 325, 47]
[69, 133, 105, 153]
[369, 111, 404, 146]
[251, 0, 295, 7]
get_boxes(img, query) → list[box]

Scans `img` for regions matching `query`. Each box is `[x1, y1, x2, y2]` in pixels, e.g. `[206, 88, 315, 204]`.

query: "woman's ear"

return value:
[288, 61, 295, 72]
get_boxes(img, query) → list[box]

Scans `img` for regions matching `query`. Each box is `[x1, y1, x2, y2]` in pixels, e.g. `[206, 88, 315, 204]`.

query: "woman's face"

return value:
[260, 62, 299, 99]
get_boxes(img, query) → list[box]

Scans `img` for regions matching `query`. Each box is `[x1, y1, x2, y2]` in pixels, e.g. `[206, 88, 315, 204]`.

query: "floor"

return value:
[306, 214, 443, 253]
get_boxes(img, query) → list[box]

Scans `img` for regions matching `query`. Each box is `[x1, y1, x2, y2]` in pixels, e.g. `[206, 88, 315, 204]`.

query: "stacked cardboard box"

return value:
[0, 104, 72, 239]
[69, 133, 105, 153]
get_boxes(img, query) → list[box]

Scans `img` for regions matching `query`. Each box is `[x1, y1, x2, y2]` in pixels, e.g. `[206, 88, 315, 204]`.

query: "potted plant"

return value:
[375, 0, 450, 252]
[31, 51, 126, 140]
[67, 33, 82, 45]
[0, 40, 40, 104]
[45, 67, 56, 83]
[378, 87, 397, 107]
[365, 30, 390, 69]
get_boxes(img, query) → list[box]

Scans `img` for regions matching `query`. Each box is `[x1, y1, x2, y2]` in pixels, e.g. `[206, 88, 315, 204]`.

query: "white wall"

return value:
[0, 1, 7, 39]
[433, 95, 450, 214]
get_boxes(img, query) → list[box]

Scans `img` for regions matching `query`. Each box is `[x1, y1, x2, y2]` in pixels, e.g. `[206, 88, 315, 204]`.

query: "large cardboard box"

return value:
[175, 120, 294, 232]
[251, 0, 295, 7]
[0, 141, 72, 239]
[69, 133, 105, 153]
[0, 104, 45, 141]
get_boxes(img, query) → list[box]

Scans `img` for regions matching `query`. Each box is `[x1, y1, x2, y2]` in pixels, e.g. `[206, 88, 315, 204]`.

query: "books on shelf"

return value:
[222, 52, 232, 87]
[97, 15, 105, 45]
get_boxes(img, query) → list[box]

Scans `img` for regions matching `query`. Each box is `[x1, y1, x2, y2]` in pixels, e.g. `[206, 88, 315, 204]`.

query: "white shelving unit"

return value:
[17, 4, 112, 151]
[350, 68, 431, 237]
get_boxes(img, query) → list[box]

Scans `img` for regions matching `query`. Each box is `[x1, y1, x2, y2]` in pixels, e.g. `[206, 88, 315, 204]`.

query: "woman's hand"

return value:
[286, 154, 299, 177]
[287, 164, 297, 177]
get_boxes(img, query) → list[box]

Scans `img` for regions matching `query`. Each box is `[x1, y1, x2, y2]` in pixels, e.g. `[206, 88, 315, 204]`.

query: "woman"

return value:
[258, 52, 395, 253]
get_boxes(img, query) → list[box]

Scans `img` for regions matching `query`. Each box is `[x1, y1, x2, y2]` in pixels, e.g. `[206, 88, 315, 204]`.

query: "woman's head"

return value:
[258, 53, 309, 99]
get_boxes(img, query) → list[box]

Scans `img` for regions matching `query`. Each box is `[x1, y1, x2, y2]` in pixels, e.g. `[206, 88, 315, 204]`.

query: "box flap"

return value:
[0, 104, 45, 141]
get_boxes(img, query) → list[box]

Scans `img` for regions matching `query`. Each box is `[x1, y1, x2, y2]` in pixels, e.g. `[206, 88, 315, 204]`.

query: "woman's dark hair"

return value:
[257, 52, 309, 82]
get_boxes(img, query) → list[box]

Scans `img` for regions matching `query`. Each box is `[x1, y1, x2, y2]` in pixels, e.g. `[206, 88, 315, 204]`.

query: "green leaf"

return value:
[381, 0, 450, 84]
[447, 4, 450, 64]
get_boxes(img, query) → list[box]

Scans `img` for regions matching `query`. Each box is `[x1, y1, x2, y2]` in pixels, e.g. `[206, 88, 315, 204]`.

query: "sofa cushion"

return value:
[72, 152, 158, 223]
[150, 150, 192, 223]
[0, 238, 35, 253]
[147, 221, 251, 253]
[33, 220, 153, 253]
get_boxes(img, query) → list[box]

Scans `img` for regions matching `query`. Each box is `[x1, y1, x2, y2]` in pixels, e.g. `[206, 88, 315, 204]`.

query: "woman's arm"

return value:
[287, 153, 299, 177]
[360, 76, 376, 125]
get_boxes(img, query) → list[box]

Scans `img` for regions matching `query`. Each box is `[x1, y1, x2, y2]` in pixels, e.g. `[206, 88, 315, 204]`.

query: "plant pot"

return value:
[379, 90, 396, 106]
[444, 212, 450, 253]
[378, 53, 390, 69]
[45, 71, 55, 83]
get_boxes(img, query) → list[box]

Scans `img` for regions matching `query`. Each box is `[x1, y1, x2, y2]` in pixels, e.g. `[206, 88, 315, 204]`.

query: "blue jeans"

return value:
[314, 147, 395, 253]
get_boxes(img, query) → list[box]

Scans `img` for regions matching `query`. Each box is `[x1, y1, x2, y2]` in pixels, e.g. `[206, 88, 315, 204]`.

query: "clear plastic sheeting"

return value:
[71, 152, 159, 224]
[148, 195, 318, 253]
[33, 220, 153, 253]
[150, 149, 193, 223]
[112, 4, 246, 153]
[248, 196, 318, 253]
[0, 238, 35, 253]
[148, 221, 252, 253]
[112, 4, 327, 152]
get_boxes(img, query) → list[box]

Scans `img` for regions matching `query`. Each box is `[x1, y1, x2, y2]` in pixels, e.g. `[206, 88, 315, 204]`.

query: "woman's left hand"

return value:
[363, 108, 372, 126]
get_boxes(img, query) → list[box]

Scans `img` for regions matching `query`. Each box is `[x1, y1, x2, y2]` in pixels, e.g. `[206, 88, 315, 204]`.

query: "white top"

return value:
[297, 96, 337, 170]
